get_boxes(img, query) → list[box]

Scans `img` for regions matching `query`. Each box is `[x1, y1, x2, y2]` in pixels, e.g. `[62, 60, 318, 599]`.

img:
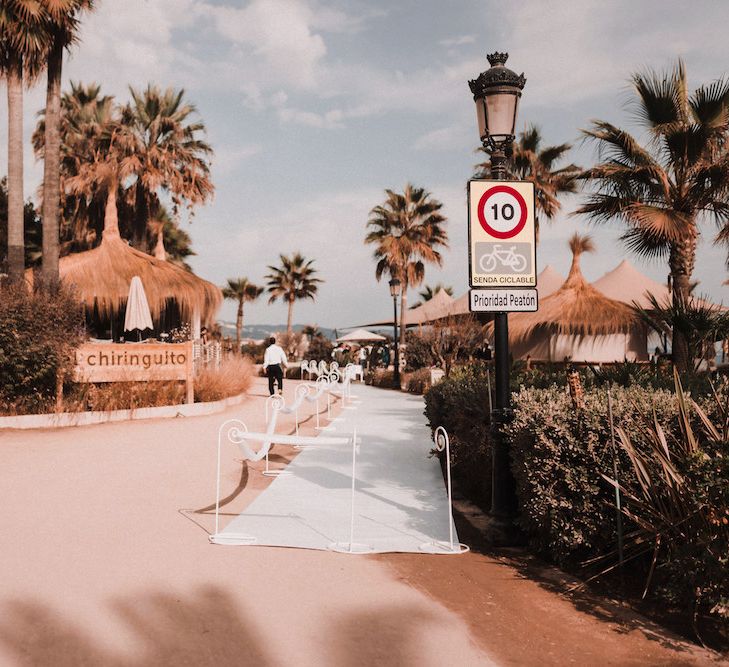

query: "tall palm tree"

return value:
[475, 124, 580, 241]
[222, 278, 263, 349]
[365, 184, 448, 344]
[577, 61, 729, 371]
[124, 84, 214, 250]
[40, 0, 95, 286]
[33, 81, 115, 251]
[265, 253, 322, 335]
[0, 1, 47, 280]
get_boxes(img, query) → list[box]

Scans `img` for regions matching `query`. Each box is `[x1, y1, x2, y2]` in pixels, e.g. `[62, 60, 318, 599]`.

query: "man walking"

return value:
[263, 336, 288, 395]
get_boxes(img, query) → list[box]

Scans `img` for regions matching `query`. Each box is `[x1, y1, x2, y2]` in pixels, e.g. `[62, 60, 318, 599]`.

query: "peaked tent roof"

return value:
[592, 260, 670, 309]
[536, 264, 565, 299]
[406, 288, 455, 325]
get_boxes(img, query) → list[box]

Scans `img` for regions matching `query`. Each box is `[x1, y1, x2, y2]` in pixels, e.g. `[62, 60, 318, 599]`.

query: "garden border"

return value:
[0, 390, 249, 430]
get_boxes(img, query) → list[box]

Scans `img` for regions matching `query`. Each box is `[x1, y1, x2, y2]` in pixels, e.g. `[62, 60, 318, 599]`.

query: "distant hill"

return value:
[217, 322, 337, 341]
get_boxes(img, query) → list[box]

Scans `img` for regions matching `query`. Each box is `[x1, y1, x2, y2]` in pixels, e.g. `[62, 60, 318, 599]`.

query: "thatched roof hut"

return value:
[505, 235, 647, 362]
[28, 184, 221, 327]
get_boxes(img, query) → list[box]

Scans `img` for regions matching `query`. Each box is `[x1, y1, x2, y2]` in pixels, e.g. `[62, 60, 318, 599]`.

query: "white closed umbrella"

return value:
[124, 275, 154, 340]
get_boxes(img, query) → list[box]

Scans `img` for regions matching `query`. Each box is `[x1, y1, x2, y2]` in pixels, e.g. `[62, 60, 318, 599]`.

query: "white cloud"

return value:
[205, 0, 327, 89]
[439, 35, 475, 47]
[211, 144, 262, 176]
[413, 125, 469, 151]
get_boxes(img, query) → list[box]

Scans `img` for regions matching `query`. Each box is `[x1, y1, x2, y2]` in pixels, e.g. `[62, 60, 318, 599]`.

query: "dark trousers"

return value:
[267, 364, 283, 395]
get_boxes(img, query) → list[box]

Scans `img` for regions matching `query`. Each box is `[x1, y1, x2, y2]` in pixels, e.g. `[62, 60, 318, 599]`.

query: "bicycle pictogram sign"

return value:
[478, 244, 528, 273]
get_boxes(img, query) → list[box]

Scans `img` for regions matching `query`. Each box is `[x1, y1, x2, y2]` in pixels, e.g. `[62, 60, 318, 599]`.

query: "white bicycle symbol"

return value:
[479, 245, 528, 273]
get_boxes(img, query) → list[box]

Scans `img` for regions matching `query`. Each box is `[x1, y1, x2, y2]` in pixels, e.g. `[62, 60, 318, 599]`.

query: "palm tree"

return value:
[301, 324, 322, 338]
[577, 61, 729, 371]
[40, 0, 95, 286]
[0, 1, 47, 280]
[33, 81, 116, 252]
[475, 124, 579, 241]
[124, 84, 214, 250]
[265, 253, 322, 335]
[222, 278, 263, 349]
[365, 184, 448, 344]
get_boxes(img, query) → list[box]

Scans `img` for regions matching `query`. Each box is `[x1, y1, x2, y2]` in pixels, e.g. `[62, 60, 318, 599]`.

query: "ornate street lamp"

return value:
[468, 52, 526, 533]
[468, 52, 526, 178]
[389, 277, 401, 388]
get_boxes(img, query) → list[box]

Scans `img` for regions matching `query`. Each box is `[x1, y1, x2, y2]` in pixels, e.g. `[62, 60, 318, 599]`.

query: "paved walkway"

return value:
[220, 383, 458, 553]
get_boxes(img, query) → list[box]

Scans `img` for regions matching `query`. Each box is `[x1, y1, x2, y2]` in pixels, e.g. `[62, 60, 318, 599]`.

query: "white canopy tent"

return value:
[336, 328, 386, 343]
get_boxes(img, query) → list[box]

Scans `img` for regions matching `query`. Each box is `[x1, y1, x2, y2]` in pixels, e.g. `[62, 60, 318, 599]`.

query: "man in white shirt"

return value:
[263, 336, 288, 395]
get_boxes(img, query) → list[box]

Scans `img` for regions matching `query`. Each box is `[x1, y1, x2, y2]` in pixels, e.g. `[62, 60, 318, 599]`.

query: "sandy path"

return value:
[0, 378, 490, 666]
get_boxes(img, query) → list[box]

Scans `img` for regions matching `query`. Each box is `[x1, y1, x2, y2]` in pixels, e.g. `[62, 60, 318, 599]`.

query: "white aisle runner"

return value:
[219, 384, 460, 552]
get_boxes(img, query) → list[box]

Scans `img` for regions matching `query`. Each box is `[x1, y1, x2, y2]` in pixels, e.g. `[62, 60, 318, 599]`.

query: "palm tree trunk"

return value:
[399, 282, 408, 346]
[669, 233, 697, 373]
[287, 298, 294, 335]
[235, 300, 243, 350]
[41, 37, 64, 287]
[6, 58, 24, 282]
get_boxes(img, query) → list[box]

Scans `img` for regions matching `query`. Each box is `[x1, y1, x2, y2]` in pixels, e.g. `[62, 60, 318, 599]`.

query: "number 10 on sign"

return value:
[468, 180, 536, 288]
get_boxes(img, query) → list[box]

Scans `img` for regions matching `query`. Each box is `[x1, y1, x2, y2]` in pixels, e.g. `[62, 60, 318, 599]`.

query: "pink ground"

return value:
[0, 378, 724, 666]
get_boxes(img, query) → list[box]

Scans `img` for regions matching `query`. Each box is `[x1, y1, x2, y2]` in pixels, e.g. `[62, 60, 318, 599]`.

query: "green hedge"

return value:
[423, 365, 729, 631]
[0, 283, 85, 413]
[424, 364, 492, 506]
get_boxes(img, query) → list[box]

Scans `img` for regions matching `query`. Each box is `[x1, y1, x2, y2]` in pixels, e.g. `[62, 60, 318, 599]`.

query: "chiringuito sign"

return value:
[468, 180, 536, 288]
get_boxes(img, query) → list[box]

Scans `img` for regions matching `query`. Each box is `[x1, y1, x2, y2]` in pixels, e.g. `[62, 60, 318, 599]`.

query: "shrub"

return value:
[508, 385, 679, 567]
[425, 363, 729, 637]
[241, 341, 266, 364]
[307, 335, 334, 362]
[424, 363, 493, 506]
[404, 331, 435, 371]
[404, 368, 432, 394]
[366, 368, 396, 388]
[0, 282, 86, 414]
[194, 356, 254, 402]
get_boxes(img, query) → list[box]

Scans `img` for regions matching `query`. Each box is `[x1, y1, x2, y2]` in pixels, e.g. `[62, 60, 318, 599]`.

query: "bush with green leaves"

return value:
[424, 363, 492, 506]
[424, 364, 729, 637]
[404, 330, 435, 371]
[0, 283, 86, 413]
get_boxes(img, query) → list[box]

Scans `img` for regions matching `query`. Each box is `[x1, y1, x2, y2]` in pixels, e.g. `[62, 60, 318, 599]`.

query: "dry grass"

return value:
[70, 381, 186, 412]
[57, 356, 254, 413]
[194, 355, 254, 403]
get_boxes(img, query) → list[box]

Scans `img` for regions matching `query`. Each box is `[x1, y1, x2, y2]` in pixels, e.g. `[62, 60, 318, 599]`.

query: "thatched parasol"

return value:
[507, 234, 639, 345]
[27, 183, 221, 324]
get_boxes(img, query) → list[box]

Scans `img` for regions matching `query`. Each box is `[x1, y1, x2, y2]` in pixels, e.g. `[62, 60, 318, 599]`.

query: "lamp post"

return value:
[389, 277, 401, 388]
[469, 52, 526, 530]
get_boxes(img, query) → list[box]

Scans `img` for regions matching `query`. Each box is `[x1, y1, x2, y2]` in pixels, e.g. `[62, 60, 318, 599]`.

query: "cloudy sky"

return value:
[3, 0, 729, 328]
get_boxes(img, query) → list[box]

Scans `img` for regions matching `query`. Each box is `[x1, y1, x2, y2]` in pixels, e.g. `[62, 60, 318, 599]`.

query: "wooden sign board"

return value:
[73, 341, 194, 404]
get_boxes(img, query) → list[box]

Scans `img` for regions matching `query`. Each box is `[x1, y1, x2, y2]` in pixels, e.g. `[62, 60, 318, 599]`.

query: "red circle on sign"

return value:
[477, 185, 528, 239]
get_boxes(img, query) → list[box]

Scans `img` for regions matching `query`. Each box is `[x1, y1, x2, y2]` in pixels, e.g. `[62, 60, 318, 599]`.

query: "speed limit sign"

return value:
[468, 180, 536, 288]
